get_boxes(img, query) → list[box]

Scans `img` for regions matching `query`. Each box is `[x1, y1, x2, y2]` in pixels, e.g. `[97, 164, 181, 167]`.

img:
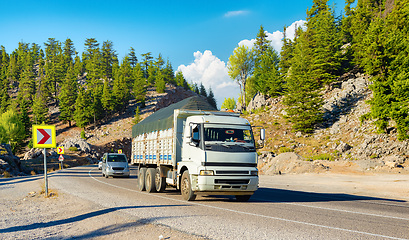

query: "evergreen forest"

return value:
[228, 0, 409, 140]
[1, 0, 409, 153]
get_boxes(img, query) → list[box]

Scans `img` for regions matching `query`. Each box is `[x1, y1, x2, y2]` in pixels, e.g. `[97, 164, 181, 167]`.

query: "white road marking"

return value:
[252, 197, 409, 221]
[261, 183, 409, 208]
[87, 168, 408, 240]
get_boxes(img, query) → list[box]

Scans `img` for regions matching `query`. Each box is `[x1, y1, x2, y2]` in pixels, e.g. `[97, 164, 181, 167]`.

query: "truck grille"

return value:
[216, 171, 249, 175]
[214, 179, 249, 184]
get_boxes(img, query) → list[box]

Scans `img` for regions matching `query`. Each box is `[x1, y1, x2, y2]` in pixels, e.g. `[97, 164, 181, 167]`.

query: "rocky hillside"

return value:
[247, 70, 409, 174]
[3, 71, 408, 177]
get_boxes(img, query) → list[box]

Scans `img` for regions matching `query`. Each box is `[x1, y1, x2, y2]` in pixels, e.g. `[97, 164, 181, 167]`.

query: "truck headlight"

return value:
[200, 170, 214, 176]
[250, 170, 258, 176]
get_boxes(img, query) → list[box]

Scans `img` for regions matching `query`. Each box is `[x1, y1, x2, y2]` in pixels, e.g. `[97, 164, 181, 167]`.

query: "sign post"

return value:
[32, 125, 56, 197]
[57, 147, 64, 170]
[58, 154, 64, 170]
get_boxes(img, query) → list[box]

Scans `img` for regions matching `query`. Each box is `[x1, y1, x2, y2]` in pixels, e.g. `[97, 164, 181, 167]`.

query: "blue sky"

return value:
[0, 0, 348, 107]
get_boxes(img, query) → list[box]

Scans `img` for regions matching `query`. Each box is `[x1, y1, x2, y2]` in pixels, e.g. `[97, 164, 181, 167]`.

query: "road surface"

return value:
[48, 165, 409, 240]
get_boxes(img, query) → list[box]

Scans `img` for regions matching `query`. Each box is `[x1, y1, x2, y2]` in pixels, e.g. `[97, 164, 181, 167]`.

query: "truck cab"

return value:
[178, 115, 259, 201]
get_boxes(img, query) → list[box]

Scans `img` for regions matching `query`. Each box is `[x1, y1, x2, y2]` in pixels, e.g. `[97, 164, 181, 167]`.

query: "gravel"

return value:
[0, 175, 205, 240]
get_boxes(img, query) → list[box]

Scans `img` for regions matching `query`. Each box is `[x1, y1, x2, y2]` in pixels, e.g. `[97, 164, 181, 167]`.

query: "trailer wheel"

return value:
[145, 168, 156, 193]
[235, 195, 251, 202]
[138, 167, 147, 191]
[181, 170, 196, 201]
[155, 167, 166, 193]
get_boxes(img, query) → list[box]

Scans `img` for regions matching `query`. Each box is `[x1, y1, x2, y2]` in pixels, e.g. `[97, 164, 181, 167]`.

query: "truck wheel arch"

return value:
[178, 166, 189, 189]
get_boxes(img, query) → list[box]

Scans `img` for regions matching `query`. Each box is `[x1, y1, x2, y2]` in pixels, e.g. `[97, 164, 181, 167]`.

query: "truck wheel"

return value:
[138, 167, 147, 191]
[235, 195, 251, 202]
[181, 170, 196, 201]
[155, 167, 166, 193]
[145, 168, 156, 193]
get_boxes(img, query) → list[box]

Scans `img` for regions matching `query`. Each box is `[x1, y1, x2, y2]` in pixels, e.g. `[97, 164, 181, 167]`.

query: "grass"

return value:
[3, 171, 11, 178]
[279, 147, 293, 153]
[310, 153, 335, 161]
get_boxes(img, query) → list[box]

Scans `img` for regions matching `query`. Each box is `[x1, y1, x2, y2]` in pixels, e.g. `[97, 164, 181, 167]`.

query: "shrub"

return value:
[279, 147, 292, 153]
[69, 147, 78, 151]
[370, 154, 378, 159]
[27, 139, 33, 149]
[3, 171, 11, 178]
[80, 130, 86, 140]
[312, 153, 335, 161]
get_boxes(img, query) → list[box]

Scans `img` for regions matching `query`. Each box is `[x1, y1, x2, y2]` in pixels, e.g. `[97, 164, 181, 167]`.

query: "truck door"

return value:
[182, 123, 205, 166]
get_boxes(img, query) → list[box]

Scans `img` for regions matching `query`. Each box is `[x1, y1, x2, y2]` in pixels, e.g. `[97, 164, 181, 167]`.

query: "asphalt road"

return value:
[49, 165, 409, 240]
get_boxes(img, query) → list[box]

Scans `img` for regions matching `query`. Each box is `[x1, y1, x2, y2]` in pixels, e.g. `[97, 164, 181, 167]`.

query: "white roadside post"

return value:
[57, 147, 64, 170]
[33, 125, 56, 197]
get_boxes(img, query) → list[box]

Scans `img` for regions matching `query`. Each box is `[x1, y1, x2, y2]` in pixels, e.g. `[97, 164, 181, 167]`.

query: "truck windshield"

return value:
[108, 155, 127, 162]
[203, 125, 255, 152]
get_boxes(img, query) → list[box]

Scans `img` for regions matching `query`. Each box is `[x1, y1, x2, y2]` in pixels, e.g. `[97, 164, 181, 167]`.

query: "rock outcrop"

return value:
[0, 144, 23, 176]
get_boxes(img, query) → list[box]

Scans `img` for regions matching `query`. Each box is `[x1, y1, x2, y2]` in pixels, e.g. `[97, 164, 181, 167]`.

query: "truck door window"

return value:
[192, 124, 201, 146]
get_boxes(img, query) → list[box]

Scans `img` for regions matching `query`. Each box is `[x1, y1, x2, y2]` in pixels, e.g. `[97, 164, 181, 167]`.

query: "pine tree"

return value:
[59, 64, 78, 127]
[147, 64, 156, 86]
[74, 87, 91, 129]
[128, 47, 138, 67]
[155, 70, 166, 93]
[199, 83, 207, 97]
[17, 55, 36, 105]
[132, 64, 146, 103]
[253, 45, 282, 97]
[44, 38, 64, 99]
[73, 54, 84, 77]
[363, 0, 409, 140]
[175, 71, 189, 90]
[0, 87, 10, 114]
[283, 28, 323, 133]
[18, 100, 31, 134]
[141, 52, 153, 79]
[101, 79, 114, 115]
[32, 89, 49, 124]
[163, 59, 175, 84]
[207, 87, 217, 109]
[101, 40, 118, 79]
[254, 25, 270, 55]
[132, 106, 141, 125]
[306, 0, 342, 85]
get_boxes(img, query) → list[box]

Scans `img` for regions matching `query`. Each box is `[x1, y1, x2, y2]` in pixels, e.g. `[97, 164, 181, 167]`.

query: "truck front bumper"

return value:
[193, 175, 258, 194]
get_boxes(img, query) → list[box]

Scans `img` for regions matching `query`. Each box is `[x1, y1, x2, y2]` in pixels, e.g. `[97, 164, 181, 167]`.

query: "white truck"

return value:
[131, 97, 264, 201]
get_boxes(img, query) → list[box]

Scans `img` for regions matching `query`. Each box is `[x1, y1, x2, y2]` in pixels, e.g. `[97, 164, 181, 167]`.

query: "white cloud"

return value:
[175, 20, 308, 109]
[224, 10, 249, 18]
[285, 20, 307, 40]
[238, 20, 307, 53]
[177, 50, 239, 109]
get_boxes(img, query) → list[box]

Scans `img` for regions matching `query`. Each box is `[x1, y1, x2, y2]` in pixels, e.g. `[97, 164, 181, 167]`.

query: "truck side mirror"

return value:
[185, 125, 193, 144]
[187, 125, 193, 138]
[260, 129, 265, 141]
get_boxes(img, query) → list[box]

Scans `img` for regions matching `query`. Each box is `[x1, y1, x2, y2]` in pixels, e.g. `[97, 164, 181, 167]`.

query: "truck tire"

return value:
[138, 167, 147, 191]
[155, 167, 166, 193]
[181, 170, 196, 201]
[235, 195, 251, 202]
[145, 168, 156, 193]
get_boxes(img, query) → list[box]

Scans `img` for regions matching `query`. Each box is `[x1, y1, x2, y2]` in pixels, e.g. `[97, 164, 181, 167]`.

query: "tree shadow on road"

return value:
[192, 187, 407, 204]
[0, 204, 188, 234]
[251, 187, 408, 204]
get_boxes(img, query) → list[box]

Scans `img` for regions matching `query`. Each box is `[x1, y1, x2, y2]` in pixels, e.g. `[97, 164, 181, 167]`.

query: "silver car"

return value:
[101, 153, 130, 178]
